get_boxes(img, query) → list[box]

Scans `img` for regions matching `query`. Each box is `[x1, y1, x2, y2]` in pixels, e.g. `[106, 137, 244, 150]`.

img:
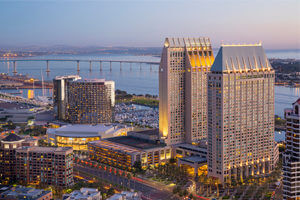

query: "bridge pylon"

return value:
[13, 61, 17, 75]
[46, 60, 50, 73]
[89, 61, 92, 72]
[77, 60, 80, 74]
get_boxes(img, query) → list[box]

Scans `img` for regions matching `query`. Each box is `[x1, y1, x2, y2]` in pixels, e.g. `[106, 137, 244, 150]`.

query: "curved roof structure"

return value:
[47, 124, 129, 138]
[211, 44, 272, 73]
[293, 98, 300, 105]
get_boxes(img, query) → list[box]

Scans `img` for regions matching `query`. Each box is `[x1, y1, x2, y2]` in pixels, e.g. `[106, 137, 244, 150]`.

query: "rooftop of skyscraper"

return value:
[211, 43, 272, 72]
[164, 37, 212, 48]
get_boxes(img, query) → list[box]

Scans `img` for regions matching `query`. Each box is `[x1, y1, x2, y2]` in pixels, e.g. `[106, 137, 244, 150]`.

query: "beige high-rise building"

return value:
[207, 44, 277, 183]
[159, 37, 214, 145]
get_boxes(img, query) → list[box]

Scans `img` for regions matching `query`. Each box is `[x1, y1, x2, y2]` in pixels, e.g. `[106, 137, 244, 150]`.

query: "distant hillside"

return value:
[0, 45, 162, 56]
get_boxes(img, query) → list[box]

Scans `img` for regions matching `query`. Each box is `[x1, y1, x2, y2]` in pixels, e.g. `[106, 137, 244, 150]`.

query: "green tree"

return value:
[107, 188, 115, 196]
[133, 161, 142, 173]
[214, 178, 221, 197]
[5, 120, 16, 130]
[127, 173, 132, 180]
[183, 189, 188, 196]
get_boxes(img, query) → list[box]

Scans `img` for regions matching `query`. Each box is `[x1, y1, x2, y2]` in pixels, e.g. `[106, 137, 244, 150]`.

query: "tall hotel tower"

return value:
[207, 44, 278, 183]
[159, 38, 214, 145]
[53, 75, 81, 120]
[283, 99, 300, 200]
[66, 79, 115, 124]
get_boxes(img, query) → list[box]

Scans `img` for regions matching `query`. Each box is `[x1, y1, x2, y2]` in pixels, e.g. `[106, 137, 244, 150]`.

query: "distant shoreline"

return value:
[0, 48, 299, 60]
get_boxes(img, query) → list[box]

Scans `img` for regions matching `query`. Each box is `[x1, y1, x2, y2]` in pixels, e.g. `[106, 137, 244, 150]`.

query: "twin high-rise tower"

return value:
[159, 38, 278, 182]
[159, 38, 214, 145]
[207, 44, 278, 182]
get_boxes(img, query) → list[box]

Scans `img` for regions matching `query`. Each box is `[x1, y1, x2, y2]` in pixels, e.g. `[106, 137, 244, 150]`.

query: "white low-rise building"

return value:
[63, 188, 101, 200]
[106, 191, 141, 200]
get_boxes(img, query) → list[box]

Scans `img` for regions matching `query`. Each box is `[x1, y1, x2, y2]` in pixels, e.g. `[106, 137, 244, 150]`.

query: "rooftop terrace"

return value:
[17, 146, 72, 153]
[107, 136, 166, 150]
[130, 129, 159, 136]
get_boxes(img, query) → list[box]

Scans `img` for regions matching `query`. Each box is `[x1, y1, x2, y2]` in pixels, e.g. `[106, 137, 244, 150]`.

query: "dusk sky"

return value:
[0, 0, 299, 49]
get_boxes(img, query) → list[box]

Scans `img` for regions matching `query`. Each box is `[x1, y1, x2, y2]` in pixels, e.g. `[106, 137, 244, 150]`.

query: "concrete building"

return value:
[47, 124, 132, 150]
[283, 98, 300, 200]
[106, 191, 141, 200]
[159, 37, 214, 145]
[207, 44, 277, 183]
[0, 186, 52, 200]
[173, 142, 208, 176]
[53, 75, 81, 121]
[15, 146, 73, 188]
[66, 79, 115, 124]
[63, 188, 101, 200]
[0, 134, 38, 184]
[88, 130, 171, 170]
[0, 108, 36, 124]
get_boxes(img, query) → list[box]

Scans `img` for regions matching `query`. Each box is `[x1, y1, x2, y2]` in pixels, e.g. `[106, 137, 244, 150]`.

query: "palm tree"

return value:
[203, 176, 209, 196]
[214, 178, 221, 197]
[198, 174, 205, 194]
[225, 176, 231, 196]
[207, 177, 214, 195]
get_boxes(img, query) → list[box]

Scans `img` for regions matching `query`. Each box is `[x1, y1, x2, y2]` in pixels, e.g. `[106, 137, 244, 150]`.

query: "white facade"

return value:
[105, 80, 115, 107]
[53, 75, 81, 120]
[63, 188, 101, 200]
[106, 191, 141, 200]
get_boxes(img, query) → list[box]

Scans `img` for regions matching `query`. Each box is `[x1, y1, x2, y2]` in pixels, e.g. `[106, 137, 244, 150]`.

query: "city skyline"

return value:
[0, 0, 299, 49]
[0, 0, 299, 198]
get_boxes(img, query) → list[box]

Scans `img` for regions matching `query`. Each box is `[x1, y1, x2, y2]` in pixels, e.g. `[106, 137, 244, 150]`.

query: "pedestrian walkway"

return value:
[238, 185, 250, 200]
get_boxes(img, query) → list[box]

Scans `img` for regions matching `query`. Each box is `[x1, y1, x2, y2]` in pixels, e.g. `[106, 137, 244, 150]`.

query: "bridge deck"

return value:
[0, 59, 160, 65]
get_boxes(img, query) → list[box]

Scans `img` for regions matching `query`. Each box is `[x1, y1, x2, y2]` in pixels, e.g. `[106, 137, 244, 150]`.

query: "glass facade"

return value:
[56, 136, 100, 151]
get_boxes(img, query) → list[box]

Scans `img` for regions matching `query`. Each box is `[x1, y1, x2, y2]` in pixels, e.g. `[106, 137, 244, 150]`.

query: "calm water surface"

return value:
[0, 52, 299, 118]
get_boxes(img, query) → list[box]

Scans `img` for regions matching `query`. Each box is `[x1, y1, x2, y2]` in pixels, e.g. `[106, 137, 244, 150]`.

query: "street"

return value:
[75, 164, 179, 200]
